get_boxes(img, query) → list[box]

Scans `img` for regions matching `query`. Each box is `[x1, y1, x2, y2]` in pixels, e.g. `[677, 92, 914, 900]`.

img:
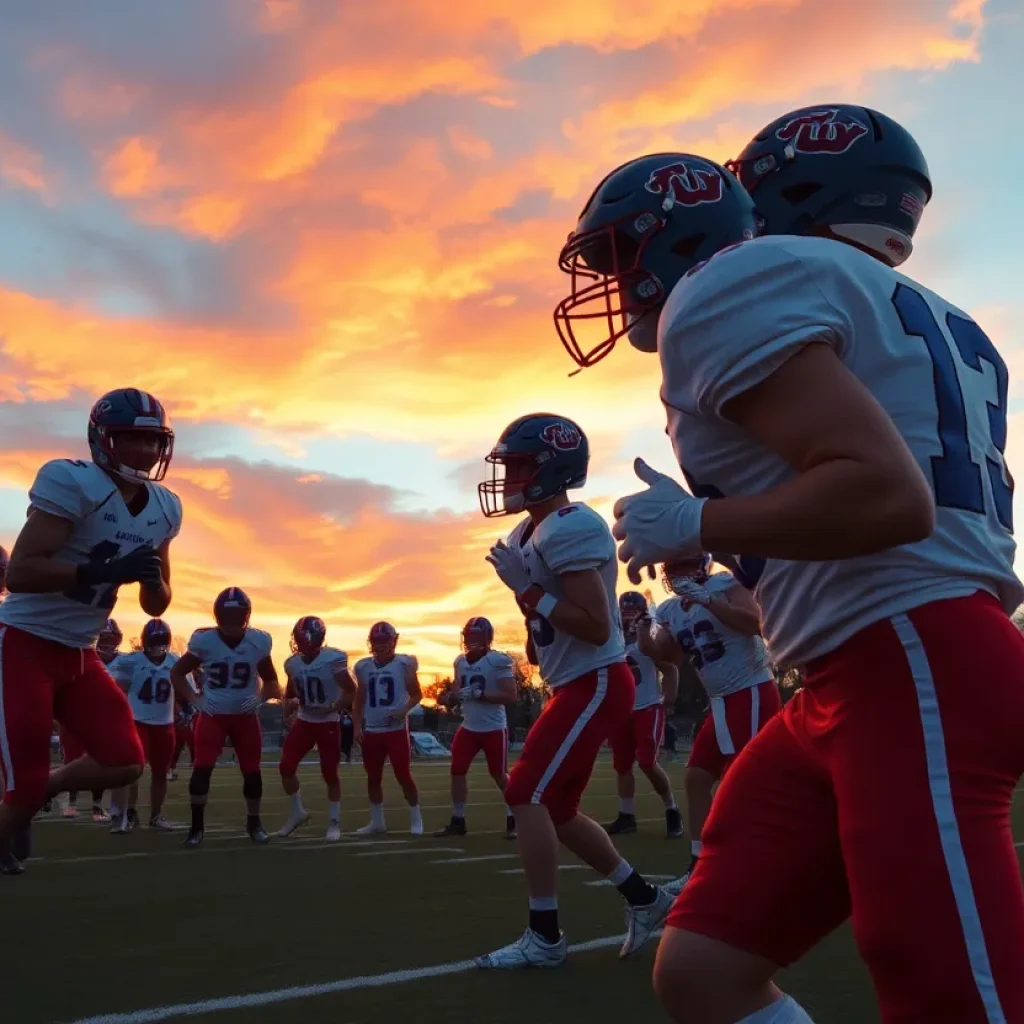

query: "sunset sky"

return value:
[0, 0, 1021, 676]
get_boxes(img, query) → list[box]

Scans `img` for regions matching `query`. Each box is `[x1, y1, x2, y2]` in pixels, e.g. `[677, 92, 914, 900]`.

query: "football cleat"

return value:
[109, 814, 130, 835]
[0, 852, 25, 876]
[662, 874, 690, 900]
[356, 820, 387, 836]
[92, 805, 110, 824]
[505, 815, 517, 840]
[620, 885, 674, 958]
[248, 825, 271, 845]
[126, 808, 140, 831]
[604, 813, 637, 835]
[61, 805, 79, 819]
[476, 929, 567, 970]
[325, 823, 342, 842]
[666, 808, 684, 839]
[166, 771, 178, 781]
[409, 816, 424, 837]
[277, 811, 310, 837]
[433, 818, 467, 837]
[149, 814, 174, 831]
[183, 829, 204, 848]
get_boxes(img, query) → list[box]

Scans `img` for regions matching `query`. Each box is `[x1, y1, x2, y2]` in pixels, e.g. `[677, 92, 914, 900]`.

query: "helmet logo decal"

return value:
[644, 161, 723, 207]
[540, 421, 582, 451]
[775, 109, 868, 155]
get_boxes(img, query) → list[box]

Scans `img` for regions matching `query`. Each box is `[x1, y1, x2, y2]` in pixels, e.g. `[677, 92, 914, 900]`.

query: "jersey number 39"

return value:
[893, 283, 1012, 530]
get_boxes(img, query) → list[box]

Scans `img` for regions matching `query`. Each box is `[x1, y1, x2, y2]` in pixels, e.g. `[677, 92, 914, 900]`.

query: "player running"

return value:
[0, 389, 181, 868]
[434, 617, 517, 840]
[277, 616, 354, 841]
[605, 590, 682, 839]
[171, 587, 280, 847]
[558, 108, 1024, 1023]
[110, 618, 180, 832]
[651, 557, 778, 880]
[474, 413, 680, 971]
[351, 622, 424, 836]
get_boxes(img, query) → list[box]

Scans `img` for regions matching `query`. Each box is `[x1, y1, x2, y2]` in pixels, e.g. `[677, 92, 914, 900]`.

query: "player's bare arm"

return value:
[170, 652, 202, 704]
[393, 664, 423, 719]
[525, 628, 539, 665]
[332, 666, 356, 711]
[635, 615, 659, 658]
[706, 343, 935, 559]
[536, 568, 612, 647]
[703, 585, 761, 636]
[5, 510, 79, 592]
[658, 663, 680, 708]
[351, 680, 365, 742]
[257, 656, 281, 701]
[139, 537, 172, 617]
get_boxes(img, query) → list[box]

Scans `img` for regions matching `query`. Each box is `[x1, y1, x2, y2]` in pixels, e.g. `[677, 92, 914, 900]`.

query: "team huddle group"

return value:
[1, 98, 1023, 1024]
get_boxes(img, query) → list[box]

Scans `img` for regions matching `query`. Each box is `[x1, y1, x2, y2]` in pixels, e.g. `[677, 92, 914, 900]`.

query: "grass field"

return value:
[3, 751, 1020, 1024]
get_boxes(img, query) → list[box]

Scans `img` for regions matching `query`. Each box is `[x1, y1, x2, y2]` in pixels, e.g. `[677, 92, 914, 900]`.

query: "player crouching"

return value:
[352, 622, 424, 835]
[434, 617, 516, 840]
[277, 616, 354, 841]
[171, 588, 280, 847]
[474, 413, 681, 970]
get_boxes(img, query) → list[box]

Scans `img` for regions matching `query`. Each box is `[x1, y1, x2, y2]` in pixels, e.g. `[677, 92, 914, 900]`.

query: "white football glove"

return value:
[457, 684, 484, 702]
[239, 694, 264, 716]
[191, 691, 212, 715]
[672, 580, 711, 608]
[612, 459, 708, 584]
[485, 540, 532, 596]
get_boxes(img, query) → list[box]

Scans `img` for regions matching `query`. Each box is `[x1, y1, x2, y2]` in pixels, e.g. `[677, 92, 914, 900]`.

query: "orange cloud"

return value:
[0, 129, 50, 197]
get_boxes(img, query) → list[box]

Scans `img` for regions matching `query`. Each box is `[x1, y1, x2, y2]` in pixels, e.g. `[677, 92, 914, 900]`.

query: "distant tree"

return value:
[128, 633, 187, 655]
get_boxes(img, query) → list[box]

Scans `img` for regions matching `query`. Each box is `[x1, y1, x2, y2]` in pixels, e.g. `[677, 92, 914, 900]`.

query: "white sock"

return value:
[410, 805, 422, 826]
[328, 801, 340, 824]
[289, 793, 305, 816]
[606, 859, 633, 887]
[370, 802, 385, 825]
[691, 839, 703, 857]
[740, 995, 816, 1023]
[503, 804, 512, 817]
[109, 803, 121, 817]
[663, 792, 677, 810]
[619, 797, 636, 815]
[452, 801, 466, 818]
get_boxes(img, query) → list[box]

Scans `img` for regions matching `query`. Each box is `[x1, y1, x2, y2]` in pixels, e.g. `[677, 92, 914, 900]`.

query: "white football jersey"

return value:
[508, 502, 625, 688]
[656, 573, 774, 698]
[0, 460, 182, 648]
[454, 649, 514, 732]
[659, 235, 1023, 668]
[188, 627, 271, 715]
[624, 641, 661, 711]
[285, 646, 349, 724]
[354, 653, 418, 733]
[113, 650, 180, 726]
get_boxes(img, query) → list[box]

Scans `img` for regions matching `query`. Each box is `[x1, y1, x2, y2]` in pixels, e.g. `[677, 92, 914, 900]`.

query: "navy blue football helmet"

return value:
[462, 616, 494, 655]
[88, 388, 174, 482]
[618, 591, 649, 643]
[214, 587, 251, 638]
[142, 618, 172, 657]
[479, 413, 589, 517]
[554, 153, 759, 369]
[727, 105, 931, 267]
[98, 618, 122, 656]
[292, 615, 327, 657]
[368, 621, 398, 661]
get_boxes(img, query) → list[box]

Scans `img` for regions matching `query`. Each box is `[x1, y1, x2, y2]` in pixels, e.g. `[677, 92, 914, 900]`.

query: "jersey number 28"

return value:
[893, 283, 1012, 530]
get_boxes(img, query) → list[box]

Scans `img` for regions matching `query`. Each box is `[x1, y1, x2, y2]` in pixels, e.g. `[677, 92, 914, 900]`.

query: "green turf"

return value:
[2, 755, 1020, 1023]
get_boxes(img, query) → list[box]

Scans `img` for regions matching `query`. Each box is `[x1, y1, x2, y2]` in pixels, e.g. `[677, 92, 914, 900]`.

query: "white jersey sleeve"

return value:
[28, 459, 92, 522]
[659, 235, 1022, 667]
[660, 238, 850, 418]
[512, 503, 625, 688]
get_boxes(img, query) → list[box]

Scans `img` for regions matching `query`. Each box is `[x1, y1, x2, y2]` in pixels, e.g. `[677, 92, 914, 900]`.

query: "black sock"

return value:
[246, 814, 262, 832]
[529, 909, 560, 944]
[91, 790, 104, 803]
[616, 870, 658, 907]
[687, 852, 699, 874]
[190, 804, 205, 833]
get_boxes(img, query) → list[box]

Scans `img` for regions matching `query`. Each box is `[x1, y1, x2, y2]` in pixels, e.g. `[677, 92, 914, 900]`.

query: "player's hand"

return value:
[386, 708, 408, 725]
[612, 459, 708, 584]
[672, 579, 711, 609]
[192, 691, 212, 715]
[456, 685, 477, 702]
[240, 695, 264, 716]
[78, 546, 163, 588]
[485, 540, 531, 597]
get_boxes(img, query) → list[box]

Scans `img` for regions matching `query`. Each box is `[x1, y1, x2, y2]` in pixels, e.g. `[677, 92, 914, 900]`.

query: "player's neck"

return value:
[466, 649, 489, 664]
[146, 652, 167, 665]
[216, 629, 246, 649]
[301, 651, 320, 664]
[526, 491, 571, 526]
[372, 655, 395, 668]
[100, 465, 148, 511]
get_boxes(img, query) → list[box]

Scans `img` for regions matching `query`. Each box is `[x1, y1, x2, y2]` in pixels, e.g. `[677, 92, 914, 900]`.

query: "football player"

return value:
[277, 616, 354, 841]
[109, 618, 179, 831]
[0, 390, 180, 862]
[475, 413, 680, 971]
[351, 622, 423, 835]
[58, 617, 123, 822]
[650, 557, 778, 881]
[434, 617, 516, 840]
[170, 588, 280, 847]
[558, 118, 1024, 1023]
[605, 590, 682, 839]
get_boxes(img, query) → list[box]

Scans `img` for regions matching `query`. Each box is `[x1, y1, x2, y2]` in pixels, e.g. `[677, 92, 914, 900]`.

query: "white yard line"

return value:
[429, 854, 520, 865]
[65, 931, 659, 1024]
[498, 864, 589, 875]
[353, 846, 461, 857]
